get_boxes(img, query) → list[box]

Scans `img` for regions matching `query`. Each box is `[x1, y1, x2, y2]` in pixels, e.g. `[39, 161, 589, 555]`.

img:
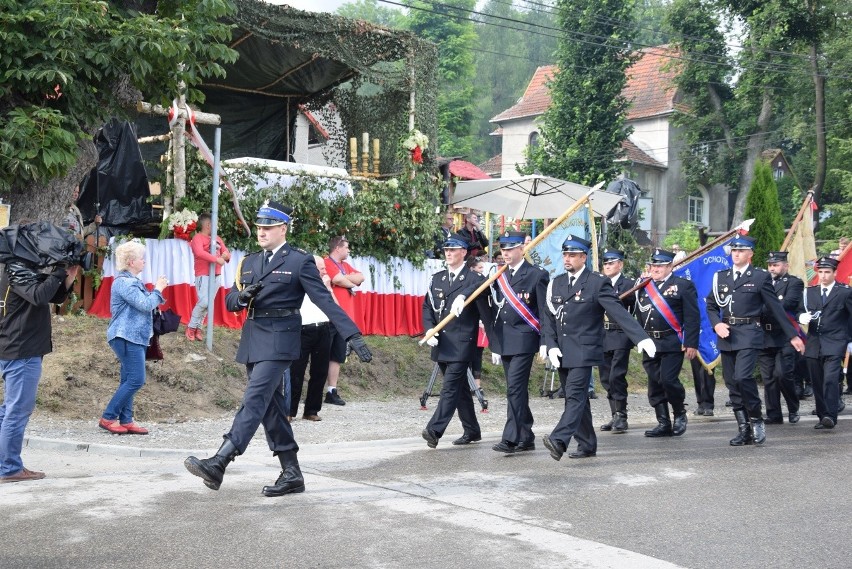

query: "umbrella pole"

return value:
[420, 186, 598, 345]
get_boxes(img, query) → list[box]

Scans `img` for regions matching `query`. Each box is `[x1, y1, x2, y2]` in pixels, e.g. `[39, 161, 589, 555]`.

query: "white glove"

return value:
[847, 342, 852, 355]
[450, 295, 466, 317]
[538, 344, 548, 362]
[637, 338, 657, 358]
[425, 328, 439, 347]
[548, 347, 563, 368]
[798, 312, 812, 325]
[491, 352, 502, 365]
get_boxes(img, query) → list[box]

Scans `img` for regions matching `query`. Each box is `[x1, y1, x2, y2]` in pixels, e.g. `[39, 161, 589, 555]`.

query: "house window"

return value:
[687, 185, 710, 226]
[528, 131, 539, 149]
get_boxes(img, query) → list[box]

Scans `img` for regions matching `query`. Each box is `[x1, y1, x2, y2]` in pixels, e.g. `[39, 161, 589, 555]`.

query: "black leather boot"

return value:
[729, 409, 754, 446]
[612, 400, 628, 433]
[672, 402, 688, 436]
[751, 416, 766, 445]
[262, 451, 306, 497]
[644, 403, 673, 437]
[184, 438, 239, 490]
[600, 399, 617, 431]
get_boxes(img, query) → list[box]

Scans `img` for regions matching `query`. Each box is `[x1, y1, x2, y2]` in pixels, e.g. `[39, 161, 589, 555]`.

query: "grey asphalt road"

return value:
[1, 415, 849, 569]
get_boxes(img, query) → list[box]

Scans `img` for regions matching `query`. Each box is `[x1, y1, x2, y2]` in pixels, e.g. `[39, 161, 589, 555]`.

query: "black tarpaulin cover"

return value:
[78, 119, 152, 227]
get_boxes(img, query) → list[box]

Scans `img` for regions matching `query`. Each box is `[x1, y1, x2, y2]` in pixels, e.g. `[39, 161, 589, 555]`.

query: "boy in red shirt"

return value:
[187, 213, 231, 340]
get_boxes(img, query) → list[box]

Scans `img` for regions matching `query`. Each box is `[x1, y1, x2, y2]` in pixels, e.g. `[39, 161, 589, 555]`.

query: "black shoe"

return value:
[324, 389, 346, 406]
[812, 409, 819, 415]
[422, 428, 439, 448]
[764, 417, 784, 425]
[752, 418, 766, 445]
[451, 433, 481, 445]
[821, 416, 836, 429]
[492, 441, 516, 454]
[839, 400, 847, 413]
[803, 386, 814, 398]
[693, 408, 706, 416]
[184, 439, 239, 491]
[568, 449, 597, 459]
[588, 389, 598, 399]
[556, 387, 565, 398]
[542, 435, 566, 461]
[600, 417, 614, 432]
[729, 410, 753, 446]
[516, 441, 536, 452]
[672, 412, 688, 436]
[261, 452, 305, 497]
[814, 422, 829, 430]
[725, 400, 733, 407]
[611, 412, 628, 433]
[703, 408, 714, 416]
[788, 413, 800, 424]
[645, 403, 673, 437]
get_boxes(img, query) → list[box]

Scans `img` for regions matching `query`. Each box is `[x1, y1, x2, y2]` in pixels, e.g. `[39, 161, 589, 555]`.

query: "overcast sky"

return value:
[266, 0, 350, 13]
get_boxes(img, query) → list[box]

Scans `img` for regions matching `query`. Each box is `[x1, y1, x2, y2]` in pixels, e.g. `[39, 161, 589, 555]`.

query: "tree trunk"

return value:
[7, 139, 98, 224]
[810, 42, 827, 218]
[731, 87, 773, 226]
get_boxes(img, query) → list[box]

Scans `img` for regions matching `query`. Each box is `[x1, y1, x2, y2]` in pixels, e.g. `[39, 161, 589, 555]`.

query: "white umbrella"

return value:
[453, 174, 623, 219]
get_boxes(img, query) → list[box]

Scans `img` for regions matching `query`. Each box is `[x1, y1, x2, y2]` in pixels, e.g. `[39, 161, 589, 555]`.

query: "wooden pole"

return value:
[780, 191, 814, 252]
[136, 101, 221, 125]
[420, 185, 602, 345]
[586, 202, 599, 271]
[618, 219, 754, 300]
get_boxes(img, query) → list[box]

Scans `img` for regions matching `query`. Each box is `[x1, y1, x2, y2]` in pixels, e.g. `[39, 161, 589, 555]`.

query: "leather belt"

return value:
[247, 308, 300, 319]
[727, 317, 759, 325]
[603, 322, 622, 330]
[645, 329, 676, 338]
[302, 321, 328, 329]
[764, 323, 774, 331]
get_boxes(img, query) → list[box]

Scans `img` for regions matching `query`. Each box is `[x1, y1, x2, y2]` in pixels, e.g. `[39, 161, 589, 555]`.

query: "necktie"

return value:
[822, 288, 828, 306]
[734, 271, 741, 281]
[655, 280, 664, 287]
[568, 276, 575, 288]
[262, 250, 273, 271]
[448, 271, 455, 285]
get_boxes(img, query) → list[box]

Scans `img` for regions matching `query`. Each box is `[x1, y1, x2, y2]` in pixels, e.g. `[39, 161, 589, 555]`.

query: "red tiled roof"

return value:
[760, 148, 783, 162]
[490, 127, 503, 136]
[490, 46, 681, 123]
[448, 160, 491, 180]
[297, 104, 329, 139]
[477, 154, 502, 176]
[619, 140, 664, 168]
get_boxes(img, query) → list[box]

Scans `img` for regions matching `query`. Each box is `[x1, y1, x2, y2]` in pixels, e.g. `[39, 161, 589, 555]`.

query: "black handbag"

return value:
[152, 308, 181, 335]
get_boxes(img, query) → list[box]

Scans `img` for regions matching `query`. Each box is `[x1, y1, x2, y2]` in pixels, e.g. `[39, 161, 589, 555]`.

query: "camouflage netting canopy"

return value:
[189, 0, 438, 172]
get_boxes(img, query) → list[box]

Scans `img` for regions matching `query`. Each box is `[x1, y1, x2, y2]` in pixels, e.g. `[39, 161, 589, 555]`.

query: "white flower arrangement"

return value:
[167, 209, 199, 231]
[402, 129, 429, 151]
[386, 178, 399, 189]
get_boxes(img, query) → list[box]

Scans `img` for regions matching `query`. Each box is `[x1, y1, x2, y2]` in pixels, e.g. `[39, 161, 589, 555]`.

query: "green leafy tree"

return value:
[336, 0, 409, 28]
[662, 221, 701, 253]
[527, 0, 637, 185]
[0, 0, 238, 222]
[743, 160, 784, 264]
[407, 0, 478, 158]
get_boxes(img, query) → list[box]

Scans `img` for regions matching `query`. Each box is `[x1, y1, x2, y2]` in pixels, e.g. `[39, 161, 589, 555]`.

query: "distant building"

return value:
[487, 46, 732, 244]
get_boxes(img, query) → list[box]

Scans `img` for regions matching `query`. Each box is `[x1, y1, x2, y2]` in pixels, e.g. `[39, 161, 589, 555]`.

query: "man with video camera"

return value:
[0, 222, 80, 483]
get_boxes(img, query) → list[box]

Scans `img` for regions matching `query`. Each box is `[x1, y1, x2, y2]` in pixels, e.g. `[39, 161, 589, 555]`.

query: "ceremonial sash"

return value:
[496, 271, 540, 333]
[785, 311, 807, 341]
[644, 281, 684, 343]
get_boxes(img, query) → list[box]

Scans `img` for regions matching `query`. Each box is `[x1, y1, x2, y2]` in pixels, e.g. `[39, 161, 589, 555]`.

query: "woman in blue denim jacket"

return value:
[99, 241, 168, 435]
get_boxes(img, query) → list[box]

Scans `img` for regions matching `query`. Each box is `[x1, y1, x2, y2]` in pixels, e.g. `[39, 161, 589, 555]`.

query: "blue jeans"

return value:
[103, 338, 147, 424]
[0, 357, 43, 476]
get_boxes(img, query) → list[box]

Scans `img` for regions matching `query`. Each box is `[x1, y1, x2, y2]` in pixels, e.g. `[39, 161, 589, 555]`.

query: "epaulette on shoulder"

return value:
[594, 272, 605, 278]
[754, 267, 767, 272]
[838, 283, 850, 288]
[536, 265, 546, 271]
[292, 246, 309, 255]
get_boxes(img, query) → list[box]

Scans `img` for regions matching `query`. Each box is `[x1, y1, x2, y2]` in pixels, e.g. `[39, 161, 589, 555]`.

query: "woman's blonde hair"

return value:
[115, 241, 146, 272]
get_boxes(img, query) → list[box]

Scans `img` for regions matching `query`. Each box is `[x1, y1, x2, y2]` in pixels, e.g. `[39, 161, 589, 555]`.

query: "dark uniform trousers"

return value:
[489, 260, 549, 446]
[808, 355, 843, 423]
[422, 265, 490, 440]
[759, 345, 800, 419]
[426, 362, 480, 438]
[600, 348, 631, 402]
[707, 265, 798, 420]
[690, 358, 716, 411]
[543, 270, 650, 452]
[643, 351, 687, 408]
[289, 322, 331, 417]
[225, 244, 360, 457]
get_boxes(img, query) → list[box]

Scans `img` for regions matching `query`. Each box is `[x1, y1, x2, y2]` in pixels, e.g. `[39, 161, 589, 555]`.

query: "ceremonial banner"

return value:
[673, 243, 732, 370]
[529, 208, 590, 277]
[787, 198, 818, 285]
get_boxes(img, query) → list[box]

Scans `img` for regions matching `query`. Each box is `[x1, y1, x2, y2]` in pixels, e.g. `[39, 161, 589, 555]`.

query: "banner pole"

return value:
[780, 191, 814, 252]
[420, 185, 602, 345]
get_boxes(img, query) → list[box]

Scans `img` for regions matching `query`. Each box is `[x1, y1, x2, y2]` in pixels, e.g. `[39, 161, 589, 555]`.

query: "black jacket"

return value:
[762, 273, 804, 348]
[603, 273, 637, 352]
[0, 265, 71, 360]
[801, 283, 852, 358]
[635, 275, 700, 353]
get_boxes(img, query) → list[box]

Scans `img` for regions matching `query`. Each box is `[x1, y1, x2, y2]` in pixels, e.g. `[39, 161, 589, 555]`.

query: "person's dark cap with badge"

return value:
[255, 199, 293, 227]
[649, 248, 675, 265]
[767, 251, 788, 264]
[562, 234, 591, 254]
[601, 248, 625, 265]
[816, 256, 839, 270]
[499, 231, 525, 250]
[442, 235, 469, 256]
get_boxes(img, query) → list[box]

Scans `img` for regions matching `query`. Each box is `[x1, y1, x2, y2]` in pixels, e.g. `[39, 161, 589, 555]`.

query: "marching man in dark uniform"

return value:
[635, 249, 699, 438]
[706, 236, 804, 446]
[489, 231, 549, 454]
[598, 248, 636, 433]
[184, 200, 372, 496]
[541, 235, 655, 460]
[421, 237, 491, 448]
[798, 256, 852, 430]
[760, 251, 803, 425]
